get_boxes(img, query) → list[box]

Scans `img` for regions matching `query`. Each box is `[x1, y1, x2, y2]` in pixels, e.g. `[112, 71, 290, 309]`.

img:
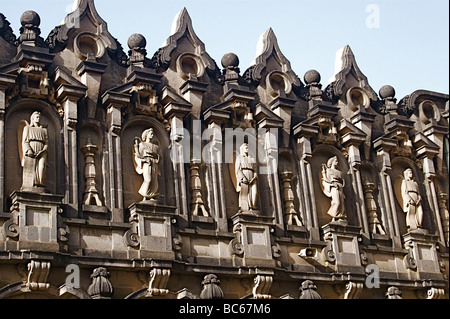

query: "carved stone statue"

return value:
[18, 111, 49, 190]
[395, 168, 424, 231]
[235, 143, 258, 212]
[133, 128, 160, 201]
[321, 156, 346, 221]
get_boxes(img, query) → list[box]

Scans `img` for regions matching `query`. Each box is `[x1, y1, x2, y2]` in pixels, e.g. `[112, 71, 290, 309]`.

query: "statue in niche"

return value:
[18, 111, 49, 190]
[133, 128, 161, 201]
[320, 156, 346, 221]
[394, 168, 424, 231]
[235, 143, 258, 212]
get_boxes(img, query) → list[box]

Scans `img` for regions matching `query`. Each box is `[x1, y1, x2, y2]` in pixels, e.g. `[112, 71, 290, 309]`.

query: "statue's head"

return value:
[240, 143, 249, 156]
[327, 156, 338, 168]
[30, 111, 41, 125]
[404, 168, 413, 180]
[142, 128, 154, 142]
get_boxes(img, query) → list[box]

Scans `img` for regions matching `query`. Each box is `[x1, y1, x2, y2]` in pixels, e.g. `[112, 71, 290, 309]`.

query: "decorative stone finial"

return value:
[221, 53, 239, 69]
[299, 280, 321, 299]
[386, 286, 402, 299]
[20, 10, 41, 28]
[87, 267, 114, 299]
[379, 85, 395, 100]
[304, 70, 323, 101]
[19, 10, 44, 46]
[128, 33, 147, 67]
[304, 69, 321, 85]
[378, 85, 398, 115]
[221, 52, 240, 83]
[200, 274, 224, 299]
[128, 33, 147, 50]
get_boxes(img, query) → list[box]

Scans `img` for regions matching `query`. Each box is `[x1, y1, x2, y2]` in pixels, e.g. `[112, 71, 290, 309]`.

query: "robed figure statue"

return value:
[395, 168, 424, 231]
[133, 128, 161, 201]
[235, 143, 258, 212]
[321, 156, 346, 221]
[18, 111, 49, 190]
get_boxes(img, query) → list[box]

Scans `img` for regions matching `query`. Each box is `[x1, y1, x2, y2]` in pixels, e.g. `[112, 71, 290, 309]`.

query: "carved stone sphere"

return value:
[379, 85, 396, 99]
[20, 10, 40, 27]
[221, 53, 239, 69]
[304, 69, 321, 85]
[127, 33, 147, 50]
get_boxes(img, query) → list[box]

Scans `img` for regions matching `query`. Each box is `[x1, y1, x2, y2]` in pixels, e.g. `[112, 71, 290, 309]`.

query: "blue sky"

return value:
[1, 0, 448, 99]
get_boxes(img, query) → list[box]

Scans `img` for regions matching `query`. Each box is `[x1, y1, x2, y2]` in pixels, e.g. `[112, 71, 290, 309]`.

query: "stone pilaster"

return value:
[374, 137, 402, 247]
[293, 123, 320, 240]
[203, 108, 230, 232]
[57, 83, 87, 217]
[102, 91, 131, 222]
[0, 73, 16, 213]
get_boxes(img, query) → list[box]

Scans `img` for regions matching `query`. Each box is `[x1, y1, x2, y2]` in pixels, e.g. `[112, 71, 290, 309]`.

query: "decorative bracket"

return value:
[252, 275, 272, 299]
[26, 260, 51, 291]
[229, 223, 244, 256]
[148, 268, 171, 296]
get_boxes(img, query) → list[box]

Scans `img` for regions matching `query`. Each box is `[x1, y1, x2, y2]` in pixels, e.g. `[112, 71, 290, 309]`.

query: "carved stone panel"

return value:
[127, 201, 176, 260]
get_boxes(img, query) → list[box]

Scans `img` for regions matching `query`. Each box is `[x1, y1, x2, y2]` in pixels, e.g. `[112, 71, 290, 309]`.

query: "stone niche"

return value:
[4, 100, 63, 203]
[79, 123, 107, 216]
[391, 158, 436, 235]
[121, 117, 175, 209]
[311, 146, 356, 227]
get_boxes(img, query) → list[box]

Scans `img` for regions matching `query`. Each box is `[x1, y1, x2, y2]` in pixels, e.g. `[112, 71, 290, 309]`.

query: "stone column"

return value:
[279, 170, 303, 227]
[169, 116, 189, 219]
[81, 138, 102, 207]
[363, 181, 386, 235]
[437, 191, 449, 246]
[102, 91, 130, 222]
[339, 121, 370, 234]
[189, 161, 210, 220]
[374, 137, 401, 246]
[57, 84, 87, 217]
[263, 129, 283, 227]
[417, 148, 446, 245]
[163, 96, 191, 227]
[293, 124, 320, 240]
[0, 73, 16, 213]
[204, 109, 229, 232]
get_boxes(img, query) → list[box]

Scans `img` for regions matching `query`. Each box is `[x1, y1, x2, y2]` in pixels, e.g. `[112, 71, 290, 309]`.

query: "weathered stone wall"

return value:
[0, 0, 448, 300]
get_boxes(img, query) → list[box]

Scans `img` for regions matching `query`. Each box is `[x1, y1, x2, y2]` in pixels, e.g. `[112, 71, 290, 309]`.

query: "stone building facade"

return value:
[0, 0, 448, 299]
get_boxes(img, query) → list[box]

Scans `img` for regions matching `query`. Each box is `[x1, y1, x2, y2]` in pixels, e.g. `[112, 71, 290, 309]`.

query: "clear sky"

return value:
[1, 0, 448, 99]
